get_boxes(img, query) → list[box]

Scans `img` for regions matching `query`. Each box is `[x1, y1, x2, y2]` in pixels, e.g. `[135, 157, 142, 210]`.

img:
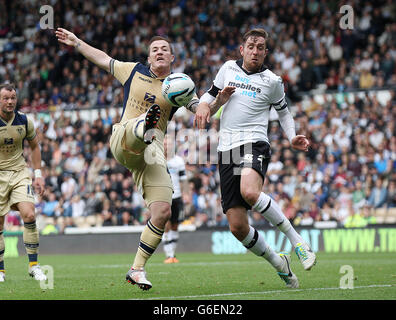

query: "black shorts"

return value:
[218, 141, 271, 214]
[170, 197, 184, 223]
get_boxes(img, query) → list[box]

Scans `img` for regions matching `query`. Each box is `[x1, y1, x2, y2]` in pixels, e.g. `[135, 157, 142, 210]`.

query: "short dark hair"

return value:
[148, 36, 173, 54]
[0, 83, 16, 97]
[242, 28, 269, 44]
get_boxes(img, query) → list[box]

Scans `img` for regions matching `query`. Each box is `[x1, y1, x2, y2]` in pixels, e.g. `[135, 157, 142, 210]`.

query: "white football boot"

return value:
[29, 265, 47, 281]
[0, 271, 5, 282]
[277, 253, 299, 288]
[126, 268, 152, 291]
[295, 242, 316, 270]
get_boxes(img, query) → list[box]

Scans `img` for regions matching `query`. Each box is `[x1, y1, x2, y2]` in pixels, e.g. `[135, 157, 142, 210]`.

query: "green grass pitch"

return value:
[0, 252, 395, 300]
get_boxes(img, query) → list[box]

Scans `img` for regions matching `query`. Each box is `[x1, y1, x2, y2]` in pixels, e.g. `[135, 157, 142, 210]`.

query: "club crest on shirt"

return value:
[144, 92, 156, 104]
[4, 138, 13, 145]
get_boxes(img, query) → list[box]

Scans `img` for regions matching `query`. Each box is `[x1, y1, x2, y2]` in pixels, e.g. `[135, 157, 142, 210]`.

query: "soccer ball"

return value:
[162, 73, 196, 107]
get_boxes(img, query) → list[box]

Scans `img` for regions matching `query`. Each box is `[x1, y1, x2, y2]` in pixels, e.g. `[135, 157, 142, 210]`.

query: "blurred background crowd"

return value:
[0, 0, 395, 233]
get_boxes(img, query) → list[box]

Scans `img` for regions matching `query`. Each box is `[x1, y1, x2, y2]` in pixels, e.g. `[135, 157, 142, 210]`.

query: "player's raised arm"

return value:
[55, 27, 112, 73]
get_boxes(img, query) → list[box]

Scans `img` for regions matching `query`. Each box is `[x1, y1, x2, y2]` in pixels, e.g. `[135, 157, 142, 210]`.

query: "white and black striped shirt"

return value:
[207, 59, 295, 152]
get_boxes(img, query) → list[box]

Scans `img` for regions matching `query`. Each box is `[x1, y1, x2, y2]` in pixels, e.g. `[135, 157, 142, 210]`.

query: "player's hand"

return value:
[193, 103, 211, 129]
[291, 135, 310, 152]
[193, 86, 235, 129]
[55, 28, 79, 47]
[33, 177, 45, 197]
[215, 86, 236, 106]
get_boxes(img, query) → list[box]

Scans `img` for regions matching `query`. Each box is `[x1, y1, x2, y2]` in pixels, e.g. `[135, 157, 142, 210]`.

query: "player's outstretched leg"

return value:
[133, 104, 161, 145]
[277, 253, 299, 288]
[253, 192, 316, 270]
[120, 104, 162, 157]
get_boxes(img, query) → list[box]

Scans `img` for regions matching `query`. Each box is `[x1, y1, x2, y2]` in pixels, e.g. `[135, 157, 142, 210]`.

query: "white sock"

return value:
[241, 226, 283, 271]
[163, 232, 173, 258]
[169, 230, 179, 257]
[253, 192, 304, 247]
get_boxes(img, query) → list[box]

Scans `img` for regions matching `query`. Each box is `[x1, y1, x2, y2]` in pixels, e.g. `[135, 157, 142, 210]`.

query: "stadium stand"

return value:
[0, 0, 395, 233]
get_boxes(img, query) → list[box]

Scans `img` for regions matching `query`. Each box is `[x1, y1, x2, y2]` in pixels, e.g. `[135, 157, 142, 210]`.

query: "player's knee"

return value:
[240, 187, 260, 206]
[22, 211, 36, 223]
[151, 202, 171, 224]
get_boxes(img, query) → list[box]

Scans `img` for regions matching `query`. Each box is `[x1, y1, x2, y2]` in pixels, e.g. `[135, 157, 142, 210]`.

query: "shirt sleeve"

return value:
[269, 76, 287, 111]
[270, 76, 296, 142]
[110, 60, 137, 85]
[208, 62, 228, 96]
[26, 116, 36, 141]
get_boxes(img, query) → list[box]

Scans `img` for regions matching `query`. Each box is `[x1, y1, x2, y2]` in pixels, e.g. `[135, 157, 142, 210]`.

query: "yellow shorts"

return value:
[110, 122, 173, 207]
[0, 167, 35, 216]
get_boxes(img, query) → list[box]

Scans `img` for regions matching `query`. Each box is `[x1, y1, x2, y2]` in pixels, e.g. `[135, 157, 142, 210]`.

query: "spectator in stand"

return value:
[42, 192, 59, 219]
[308, 202, 320, 222]
[320, 203, 336, 222]
[267, 153, 284, 183]
[352, 180, 367, 211]
[368, 178, 388, 209]
[101, 199, 114, 227]
[385, 180, 396, 208]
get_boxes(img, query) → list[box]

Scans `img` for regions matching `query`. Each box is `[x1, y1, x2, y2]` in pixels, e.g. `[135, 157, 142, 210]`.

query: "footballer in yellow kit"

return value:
[109, 59, 177, 207]
[56, 28, 199, 290]
[0, 83, 46, 282]
[0, 108, 37, 215]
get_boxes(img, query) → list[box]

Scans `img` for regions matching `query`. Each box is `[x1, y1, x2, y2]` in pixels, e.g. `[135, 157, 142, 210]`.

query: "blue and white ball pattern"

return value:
[162, 73, 196, 107]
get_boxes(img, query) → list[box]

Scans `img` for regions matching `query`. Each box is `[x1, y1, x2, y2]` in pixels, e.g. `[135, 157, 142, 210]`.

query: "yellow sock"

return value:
[23, 221, 40, 267]
[133, 220, 164, 269]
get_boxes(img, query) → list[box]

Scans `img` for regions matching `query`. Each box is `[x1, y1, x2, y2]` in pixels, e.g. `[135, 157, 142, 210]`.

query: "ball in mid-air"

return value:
[162, 73, 196, 107]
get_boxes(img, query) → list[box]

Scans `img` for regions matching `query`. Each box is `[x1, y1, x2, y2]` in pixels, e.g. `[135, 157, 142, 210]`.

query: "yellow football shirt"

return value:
[110, 60, 177, 136]
[0, 111, 36, 171]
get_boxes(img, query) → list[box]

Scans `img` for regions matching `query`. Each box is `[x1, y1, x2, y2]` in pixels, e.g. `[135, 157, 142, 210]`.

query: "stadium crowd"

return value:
[0, 0, 395, 233]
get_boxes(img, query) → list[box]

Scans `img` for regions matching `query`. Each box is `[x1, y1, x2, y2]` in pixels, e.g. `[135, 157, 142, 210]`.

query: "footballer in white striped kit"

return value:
[194, 29, 317, 288]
